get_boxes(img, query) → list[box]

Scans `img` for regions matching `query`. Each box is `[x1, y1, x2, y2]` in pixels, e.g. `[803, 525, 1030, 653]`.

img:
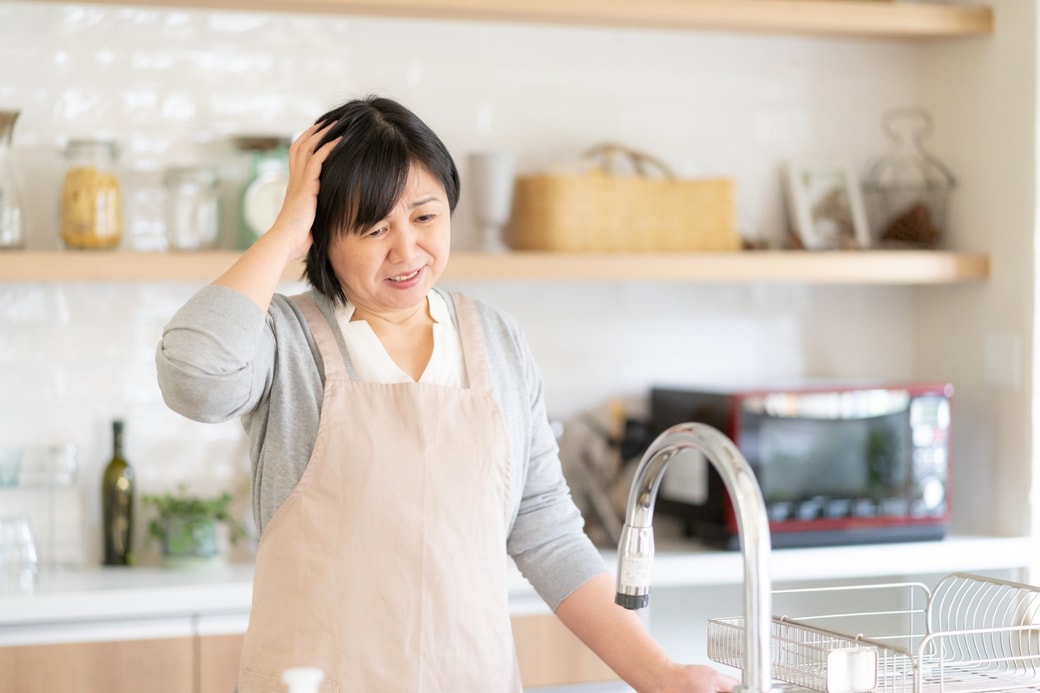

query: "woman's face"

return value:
[328, 163, 451, 319]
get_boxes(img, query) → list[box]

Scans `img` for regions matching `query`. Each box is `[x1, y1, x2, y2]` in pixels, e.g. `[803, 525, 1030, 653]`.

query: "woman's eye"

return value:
[415, 214, 435, 223]
[365, 226, 388, 238]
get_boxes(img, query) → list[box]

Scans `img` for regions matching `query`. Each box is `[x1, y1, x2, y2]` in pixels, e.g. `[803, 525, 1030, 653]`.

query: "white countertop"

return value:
[644, 532, 1035, 587]
[0, 532, 1033, 645]
[1, 563, 257, 627]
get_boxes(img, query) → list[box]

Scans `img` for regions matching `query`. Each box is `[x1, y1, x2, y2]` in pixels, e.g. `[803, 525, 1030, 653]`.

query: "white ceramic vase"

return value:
[468, 151, 516, 253]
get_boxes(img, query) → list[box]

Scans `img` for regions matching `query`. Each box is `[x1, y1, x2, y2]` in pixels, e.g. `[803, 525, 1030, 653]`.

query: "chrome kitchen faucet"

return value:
[615, 422, 773, 693]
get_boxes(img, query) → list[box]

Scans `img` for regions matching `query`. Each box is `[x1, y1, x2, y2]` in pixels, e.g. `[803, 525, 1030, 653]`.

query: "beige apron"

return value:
[237, 293, 522, 693]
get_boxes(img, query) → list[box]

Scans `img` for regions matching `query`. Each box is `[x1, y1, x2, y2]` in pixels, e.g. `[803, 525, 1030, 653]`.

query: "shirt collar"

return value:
[340, 291, 446, 324]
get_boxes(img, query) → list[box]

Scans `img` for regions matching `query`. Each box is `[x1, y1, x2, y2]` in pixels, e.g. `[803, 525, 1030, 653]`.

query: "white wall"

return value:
[0, 1, 988, 572]
[915, 0, 1036, 541]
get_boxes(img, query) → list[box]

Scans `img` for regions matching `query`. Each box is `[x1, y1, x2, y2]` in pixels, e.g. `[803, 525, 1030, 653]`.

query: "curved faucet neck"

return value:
[615, 423, 773, 693]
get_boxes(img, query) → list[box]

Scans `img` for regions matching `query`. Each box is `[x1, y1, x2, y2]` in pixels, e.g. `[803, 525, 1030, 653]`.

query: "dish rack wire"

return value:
[707, 572, 1040, 693]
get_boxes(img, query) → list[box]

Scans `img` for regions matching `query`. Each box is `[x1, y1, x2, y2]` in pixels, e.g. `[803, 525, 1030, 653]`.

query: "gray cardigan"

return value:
[155, 284, 605, 610]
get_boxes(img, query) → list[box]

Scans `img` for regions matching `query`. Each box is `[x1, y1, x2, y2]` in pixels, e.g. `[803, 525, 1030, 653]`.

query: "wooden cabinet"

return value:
[0, 634, 244, 693]
[513, 612, 618, 687]
[189, 616, 619, 691]
[0, 616, 615, 692]
[0, 637, 194, 693]
[197, 634, 245, 693]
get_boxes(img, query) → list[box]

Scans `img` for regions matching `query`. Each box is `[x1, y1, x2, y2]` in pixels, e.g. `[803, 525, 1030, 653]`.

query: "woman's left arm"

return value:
[554, 573, 739, 693]
[484, 305, 736, 691]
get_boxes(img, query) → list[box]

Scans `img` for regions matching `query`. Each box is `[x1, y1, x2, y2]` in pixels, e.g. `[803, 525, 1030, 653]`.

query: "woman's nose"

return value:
[387, 224, 419, 261]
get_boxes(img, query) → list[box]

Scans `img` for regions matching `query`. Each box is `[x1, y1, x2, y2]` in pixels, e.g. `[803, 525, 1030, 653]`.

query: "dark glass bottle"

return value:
[101, 419, 135, 566]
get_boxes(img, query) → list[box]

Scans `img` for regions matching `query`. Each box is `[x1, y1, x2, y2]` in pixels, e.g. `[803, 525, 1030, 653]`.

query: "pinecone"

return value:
[882, 202, 940, 248]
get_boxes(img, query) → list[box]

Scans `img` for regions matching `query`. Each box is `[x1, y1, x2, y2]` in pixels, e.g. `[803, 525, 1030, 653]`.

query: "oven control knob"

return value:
[920, 476, 946, 511]
[796, 497, 825, 521]
[852, 499, 876, 517]
[768, 502, 793, 522]
[825, 499, 852, 518]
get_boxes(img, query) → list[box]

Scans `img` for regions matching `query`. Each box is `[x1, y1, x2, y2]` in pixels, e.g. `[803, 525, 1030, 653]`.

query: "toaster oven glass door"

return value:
[743, 412, 909, 508]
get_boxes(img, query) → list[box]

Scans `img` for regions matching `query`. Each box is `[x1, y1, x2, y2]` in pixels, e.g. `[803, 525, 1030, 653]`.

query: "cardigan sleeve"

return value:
[472, 297, 608, 610]
[155, 284, 274, 423]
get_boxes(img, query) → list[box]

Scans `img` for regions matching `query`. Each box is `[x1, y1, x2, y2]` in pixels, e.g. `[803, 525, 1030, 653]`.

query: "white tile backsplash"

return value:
[0, 1, 918, 250]
[0, 1, 922, 565]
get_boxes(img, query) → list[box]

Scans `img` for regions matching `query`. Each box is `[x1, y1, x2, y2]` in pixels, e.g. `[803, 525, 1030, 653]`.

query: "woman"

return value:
[156, 96, 736, 693]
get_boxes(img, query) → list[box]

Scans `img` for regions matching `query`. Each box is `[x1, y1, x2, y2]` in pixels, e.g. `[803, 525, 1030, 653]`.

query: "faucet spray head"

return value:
[615, 523, 654, 609]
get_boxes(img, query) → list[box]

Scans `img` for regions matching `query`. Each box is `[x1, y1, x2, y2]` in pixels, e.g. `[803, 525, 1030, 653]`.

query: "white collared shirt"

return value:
[335, 291, 466, 387]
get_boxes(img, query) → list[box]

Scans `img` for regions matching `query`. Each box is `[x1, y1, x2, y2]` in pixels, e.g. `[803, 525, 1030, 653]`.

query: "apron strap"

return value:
[450, 292, 492, 393]
[291, 293, 351, 382]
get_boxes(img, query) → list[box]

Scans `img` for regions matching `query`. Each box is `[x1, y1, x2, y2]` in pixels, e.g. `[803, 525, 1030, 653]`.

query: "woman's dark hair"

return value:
[304, 96, 460, 305]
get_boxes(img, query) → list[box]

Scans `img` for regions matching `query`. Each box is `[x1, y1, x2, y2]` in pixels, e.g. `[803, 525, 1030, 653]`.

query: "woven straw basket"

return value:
[508, 143, 738, 252]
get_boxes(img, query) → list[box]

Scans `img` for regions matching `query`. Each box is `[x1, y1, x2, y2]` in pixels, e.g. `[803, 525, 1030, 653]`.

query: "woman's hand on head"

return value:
[268, 121, 341, 261]
[210, 121, 339, 308]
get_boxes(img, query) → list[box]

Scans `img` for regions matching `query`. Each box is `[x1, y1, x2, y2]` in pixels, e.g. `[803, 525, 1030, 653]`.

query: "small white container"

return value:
[282, 667, 324, 693]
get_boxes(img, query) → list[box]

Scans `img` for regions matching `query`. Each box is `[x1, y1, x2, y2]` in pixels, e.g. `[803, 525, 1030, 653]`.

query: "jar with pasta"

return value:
[60, 139, 122, 249]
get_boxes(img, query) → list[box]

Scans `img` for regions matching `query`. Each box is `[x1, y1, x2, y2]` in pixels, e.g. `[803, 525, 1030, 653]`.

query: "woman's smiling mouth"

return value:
[389, 268, 421, 283]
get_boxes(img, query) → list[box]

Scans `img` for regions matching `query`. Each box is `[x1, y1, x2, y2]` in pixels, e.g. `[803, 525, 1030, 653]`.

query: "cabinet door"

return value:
[0, 637, 193, 693]
[198, 633, 244, 693]
[512, 613, 619, 688]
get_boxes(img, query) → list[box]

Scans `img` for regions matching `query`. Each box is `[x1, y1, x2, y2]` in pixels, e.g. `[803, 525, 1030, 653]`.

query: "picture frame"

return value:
[784, 160, 871, 250]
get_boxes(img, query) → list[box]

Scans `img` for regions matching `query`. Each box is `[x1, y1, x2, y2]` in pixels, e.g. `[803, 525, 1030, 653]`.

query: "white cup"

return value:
[468, 151, 516, 253]
[0, 516, 38, 593]
[0, 448, 21, 487]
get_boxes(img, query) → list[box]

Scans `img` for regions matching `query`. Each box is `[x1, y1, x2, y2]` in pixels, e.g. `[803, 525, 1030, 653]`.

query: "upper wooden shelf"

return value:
[33, 0, 993, 39]
[0, 250, 990, 284]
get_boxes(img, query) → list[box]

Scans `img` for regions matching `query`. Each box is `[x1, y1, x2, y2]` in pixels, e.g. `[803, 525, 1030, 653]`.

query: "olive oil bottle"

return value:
[101, 419, 135, 566]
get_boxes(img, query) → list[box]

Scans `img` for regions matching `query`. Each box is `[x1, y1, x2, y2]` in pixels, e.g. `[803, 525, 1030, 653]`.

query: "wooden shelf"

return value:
[33, 0, 993, 39]
[0, 249, 990, 284]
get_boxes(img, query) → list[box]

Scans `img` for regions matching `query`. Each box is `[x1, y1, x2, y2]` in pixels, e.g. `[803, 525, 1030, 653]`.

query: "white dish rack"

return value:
[707, 572, 1040, 693]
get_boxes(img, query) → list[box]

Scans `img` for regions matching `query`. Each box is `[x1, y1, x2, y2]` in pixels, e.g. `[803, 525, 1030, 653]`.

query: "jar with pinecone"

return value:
[862, 108, 955, 249]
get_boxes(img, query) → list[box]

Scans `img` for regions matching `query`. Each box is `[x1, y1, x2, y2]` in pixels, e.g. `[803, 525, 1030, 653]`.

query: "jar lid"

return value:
[164, 165, 218, 187]
[232, 135, 291, 152]
[63, 138, 119, 157]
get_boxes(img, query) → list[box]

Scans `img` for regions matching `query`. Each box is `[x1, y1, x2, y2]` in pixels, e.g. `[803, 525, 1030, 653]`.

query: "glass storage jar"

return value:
[233, 136, 290, 249]
[60, 139, 122, 249]
[164, 165, 221, 250]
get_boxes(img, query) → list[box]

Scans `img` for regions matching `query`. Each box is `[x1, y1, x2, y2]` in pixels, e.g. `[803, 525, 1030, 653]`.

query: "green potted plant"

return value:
[143, 484, 248, 568]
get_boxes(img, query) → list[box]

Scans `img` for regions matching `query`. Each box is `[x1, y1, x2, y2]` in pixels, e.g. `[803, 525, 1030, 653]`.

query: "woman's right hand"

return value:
[267, 121, 341, 262]
[212, 121, 340, 312]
